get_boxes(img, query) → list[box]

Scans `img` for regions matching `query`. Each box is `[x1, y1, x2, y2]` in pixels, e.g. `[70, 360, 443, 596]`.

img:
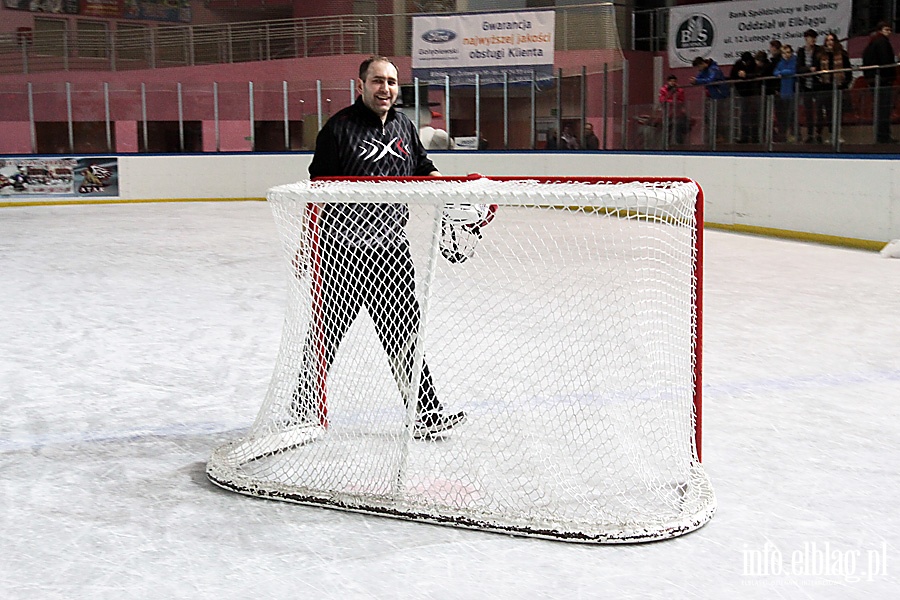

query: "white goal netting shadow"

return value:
[207, 176, 716, 543]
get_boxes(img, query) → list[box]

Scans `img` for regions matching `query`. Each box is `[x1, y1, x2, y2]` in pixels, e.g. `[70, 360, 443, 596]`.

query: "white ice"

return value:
[1, 200, 898, 599]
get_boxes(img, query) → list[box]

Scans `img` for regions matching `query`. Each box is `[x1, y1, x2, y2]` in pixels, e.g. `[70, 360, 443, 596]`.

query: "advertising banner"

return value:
[412, 10, 555, 85]
[668, 0, 852, 68]
[123, 0, 191, 23]
[80, 0, 123, 18]
[0, 157, 119, 199]
[3, 0, 79, 13]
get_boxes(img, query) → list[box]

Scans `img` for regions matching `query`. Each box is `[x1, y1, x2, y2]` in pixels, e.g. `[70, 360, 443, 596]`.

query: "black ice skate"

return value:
[413, 410, 467, 439]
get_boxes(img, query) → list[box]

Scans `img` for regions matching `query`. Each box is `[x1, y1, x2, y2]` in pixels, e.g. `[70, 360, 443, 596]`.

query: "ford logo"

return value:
[422, 29, 456, 43]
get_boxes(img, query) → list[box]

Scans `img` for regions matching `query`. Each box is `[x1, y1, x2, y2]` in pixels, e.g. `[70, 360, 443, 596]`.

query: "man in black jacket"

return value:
[295, 56, 466, 439]
[864, 22, 898, 143]
[796, 29, 822, 142]
[730, 51, 760, 142]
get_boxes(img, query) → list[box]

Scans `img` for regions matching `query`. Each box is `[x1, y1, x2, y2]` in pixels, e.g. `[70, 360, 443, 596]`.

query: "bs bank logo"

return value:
[673, 14, 715, 64]
[421, 29, 456, 43]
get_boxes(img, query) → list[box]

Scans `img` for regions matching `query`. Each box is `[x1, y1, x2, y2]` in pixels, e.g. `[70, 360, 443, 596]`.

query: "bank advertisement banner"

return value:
[668, 0, 852, 68]
[412, 10, 555, 85]
[0, 157, 119, 199]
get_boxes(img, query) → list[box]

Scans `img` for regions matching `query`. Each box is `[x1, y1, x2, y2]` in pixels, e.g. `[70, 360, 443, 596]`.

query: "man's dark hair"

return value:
[358, 56, 397, 80]
[667, 74, 678, 81]
[876, 20, 891, 31]
[769, 39, 782, 50]
[692, 56, 708, 67]
[803, 28, 818, 38]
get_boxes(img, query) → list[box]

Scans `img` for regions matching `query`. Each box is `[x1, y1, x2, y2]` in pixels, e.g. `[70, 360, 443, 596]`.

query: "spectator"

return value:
[546, 129, 558, 150]
[691, 56, 730, 143]
[762, 40, 783, 97]
[730, 51, 760, 142]
[691, 56, 729, 99]
[730, 51, 760, 95]
[773, 44, 798, 142]
[583, 122, 600, 150]
[560, 123, 580, 149]
[816, 32, 852, 143]
[768, 39, 783, 58]
[863, 21, 898, 143]
[796, 28, 822, 143]
[658, 74, 689, 145]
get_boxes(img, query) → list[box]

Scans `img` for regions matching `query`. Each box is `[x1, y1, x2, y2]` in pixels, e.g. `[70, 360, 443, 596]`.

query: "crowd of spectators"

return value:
[677, 23, 898, 145]
[544, 121, 601, 150]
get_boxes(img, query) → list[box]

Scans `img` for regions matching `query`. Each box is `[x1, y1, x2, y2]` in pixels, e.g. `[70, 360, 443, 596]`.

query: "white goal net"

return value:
[207, 176, 715, 543]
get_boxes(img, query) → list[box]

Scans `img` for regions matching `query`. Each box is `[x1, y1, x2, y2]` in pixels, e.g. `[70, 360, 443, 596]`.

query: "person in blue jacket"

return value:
[691, 56, 730, 99]
[773, 44, 798, 142]
[691, 56, 731, 143]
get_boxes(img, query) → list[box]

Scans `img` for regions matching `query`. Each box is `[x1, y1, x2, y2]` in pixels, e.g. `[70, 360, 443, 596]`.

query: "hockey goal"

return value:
[207, 175, 715, 543]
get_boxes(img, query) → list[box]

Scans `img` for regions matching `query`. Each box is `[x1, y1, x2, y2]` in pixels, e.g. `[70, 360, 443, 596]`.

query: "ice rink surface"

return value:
[1, 200, 898, 599]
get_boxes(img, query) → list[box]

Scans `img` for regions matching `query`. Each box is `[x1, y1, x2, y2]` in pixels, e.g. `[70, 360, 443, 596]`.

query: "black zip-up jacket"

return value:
[796, 44, 821, 91]
[309, 98, 437, 248]
[864, 34, 897, 85]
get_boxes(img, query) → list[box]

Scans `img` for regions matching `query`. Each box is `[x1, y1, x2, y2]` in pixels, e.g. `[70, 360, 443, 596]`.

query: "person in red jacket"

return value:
[659, 75, 689, 144]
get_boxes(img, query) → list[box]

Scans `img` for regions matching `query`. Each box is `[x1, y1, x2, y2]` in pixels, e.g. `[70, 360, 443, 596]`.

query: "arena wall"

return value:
[2, 151, 897, 248]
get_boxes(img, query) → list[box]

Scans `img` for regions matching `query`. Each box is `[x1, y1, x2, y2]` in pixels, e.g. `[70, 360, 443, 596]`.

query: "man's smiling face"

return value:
[358, 60, 399, 122]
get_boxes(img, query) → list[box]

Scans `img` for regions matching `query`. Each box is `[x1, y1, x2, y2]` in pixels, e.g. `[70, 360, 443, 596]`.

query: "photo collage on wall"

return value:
[0, 157, 119, 198]
[4, 0, 191, 22]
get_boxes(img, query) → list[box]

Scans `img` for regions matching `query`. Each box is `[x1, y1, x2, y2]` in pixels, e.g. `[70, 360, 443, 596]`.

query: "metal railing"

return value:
[0, 4, 626, 75]
[2, 4, 899, 155]
[630, 65, 900, 151]
[0, 15, 379, 74]
[0, 64, 628, 154]
[3, 60, 899, 155]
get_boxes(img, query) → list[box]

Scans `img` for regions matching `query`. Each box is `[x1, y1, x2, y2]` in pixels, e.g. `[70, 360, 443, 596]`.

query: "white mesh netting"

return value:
[207, 177, 716, 543]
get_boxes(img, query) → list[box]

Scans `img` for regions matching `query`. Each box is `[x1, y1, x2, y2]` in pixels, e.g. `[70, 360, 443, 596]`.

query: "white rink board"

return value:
[4, 152, 898, 244]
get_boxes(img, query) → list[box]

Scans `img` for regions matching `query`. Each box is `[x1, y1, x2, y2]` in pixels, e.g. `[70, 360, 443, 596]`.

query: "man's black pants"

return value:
[296, 233, 440, 423]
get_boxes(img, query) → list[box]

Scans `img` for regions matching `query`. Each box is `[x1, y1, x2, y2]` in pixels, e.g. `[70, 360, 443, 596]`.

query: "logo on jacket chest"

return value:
[358, 136, 411, 162]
